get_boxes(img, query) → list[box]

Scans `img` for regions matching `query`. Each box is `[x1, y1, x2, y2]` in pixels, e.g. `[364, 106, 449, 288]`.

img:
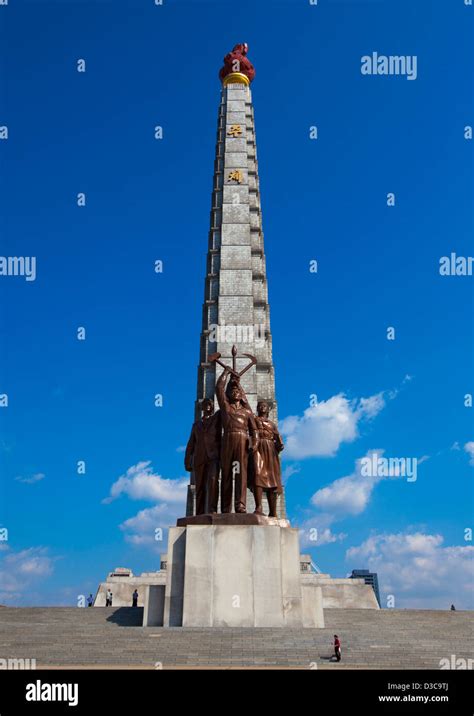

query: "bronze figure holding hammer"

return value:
[211, 346, 258, 514]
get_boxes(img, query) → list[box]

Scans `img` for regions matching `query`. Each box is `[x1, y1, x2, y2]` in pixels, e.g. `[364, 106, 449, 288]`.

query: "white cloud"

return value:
[298, 518, 347, 549]
[464, 442, 474, 466]
[357, 393, 386, 419]
[120, 504, 181, 549]
[297, 449, 427, 549]
[280, 392, 385, 460]
[105, 461, 189, 551]
[315, 528, 347, 546]
[0, 547, 55, 604]
[282, 464, 300, 482]
[15, 473, 45, 485]
[346, 532, 474, 609]
[311, 450, 384, 516]
[103, 461, 188, 504]
[4, 547, 54, 577]
[292, 451, 380, 550]
[311, 449, 426, 516]
[388, 375, 412, 400]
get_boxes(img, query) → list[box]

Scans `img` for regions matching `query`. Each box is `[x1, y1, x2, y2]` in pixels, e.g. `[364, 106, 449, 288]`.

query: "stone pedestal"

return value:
[177, 512, 289, 527]
[143, 585, 166, 626]
[161, 524, 324, 628]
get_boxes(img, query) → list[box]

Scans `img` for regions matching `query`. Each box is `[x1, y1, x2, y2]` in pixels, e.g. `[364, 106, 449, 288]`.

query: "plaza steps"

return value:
[0, 607, 472, 669]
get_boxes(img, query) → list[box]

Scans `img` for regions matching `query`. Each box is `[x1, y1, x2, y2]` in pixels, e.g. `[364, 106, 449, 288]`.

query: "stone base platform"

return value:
[176, 513, 290, 527]
[159, 524, 324, 628]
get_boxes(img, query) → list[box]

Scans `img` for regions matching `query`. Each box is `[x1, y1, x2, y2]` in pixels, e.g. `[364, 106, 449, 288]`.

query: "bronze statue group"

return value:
[185, 366, 284, 517]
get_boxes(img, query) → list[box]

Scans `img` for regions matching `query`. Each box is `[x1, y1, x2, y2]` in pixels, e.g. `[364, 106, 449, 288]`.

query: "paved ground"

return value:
[0, 607, 472, 669]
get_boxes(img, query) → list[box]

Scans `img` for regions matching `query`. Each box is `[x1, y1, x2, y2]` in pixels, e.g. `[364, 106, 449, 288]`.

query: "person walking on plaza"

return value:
[334, 635, 342, 662]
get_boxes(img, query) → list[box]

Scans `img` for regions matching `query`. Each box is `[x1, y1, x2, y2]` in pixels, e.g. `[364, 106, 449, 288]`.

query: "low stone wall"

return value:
[95, 574, 166, 608]
[301, 574, 379, 609]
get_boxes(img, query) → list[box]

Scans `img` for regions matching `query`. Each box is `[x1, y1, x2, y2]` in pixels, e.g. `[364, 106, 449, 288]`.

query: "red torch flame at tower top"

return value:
[219, 43, 256, 86]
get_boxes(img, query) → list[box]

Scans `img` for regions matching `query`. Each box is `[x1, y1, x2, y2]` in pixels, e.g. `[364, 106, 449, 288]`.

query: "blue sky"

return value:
[0, 0, 472, 609]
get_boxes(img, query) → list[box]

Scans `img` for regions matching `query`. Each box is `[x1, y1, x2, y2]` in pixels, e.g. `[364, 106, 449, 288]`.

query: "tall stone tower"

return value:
[187, 44, 286, 518]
